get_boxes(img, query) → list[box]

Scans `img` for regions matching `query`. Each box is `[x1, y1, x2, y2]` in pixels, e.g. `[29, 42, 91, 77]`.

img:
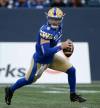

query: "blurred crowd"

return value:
[0, 0, 100, 9]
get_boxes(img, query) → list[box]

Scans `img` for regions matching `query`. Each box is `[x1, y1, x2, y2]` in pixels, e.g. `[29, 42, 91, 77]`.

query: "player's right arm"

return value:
[40, 32, 69, 56]
[40, 38, 61, 56]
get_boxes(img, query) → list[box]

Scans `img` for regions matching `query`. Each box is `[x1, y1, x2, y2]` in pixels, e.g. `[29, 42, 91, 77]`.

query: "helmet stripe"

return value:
[54, 7, 56, 16]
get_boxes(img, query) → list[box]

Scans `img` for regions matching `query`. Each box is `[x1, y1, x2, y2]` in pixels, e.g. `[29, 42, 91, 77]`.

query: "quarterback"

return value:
[5, 7, 86, 105]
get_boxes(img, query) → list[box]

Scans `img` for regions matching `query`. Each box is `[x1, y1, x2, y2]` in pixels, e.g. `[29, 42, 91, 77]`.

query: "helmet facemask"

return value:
[47, 16, 63, 29]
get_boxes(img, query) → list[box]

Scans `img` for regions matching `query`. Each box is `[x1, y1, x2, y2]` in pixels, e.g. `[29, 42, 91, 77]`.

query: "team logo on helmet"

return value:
[45, 7, 65, 28]
[47, 7, 65, 19]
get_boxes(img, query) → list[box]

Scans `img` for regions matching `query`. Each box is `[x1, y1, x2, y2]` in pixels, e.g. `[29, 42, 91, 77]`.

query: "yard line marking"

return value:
[41, 90, 100, 94]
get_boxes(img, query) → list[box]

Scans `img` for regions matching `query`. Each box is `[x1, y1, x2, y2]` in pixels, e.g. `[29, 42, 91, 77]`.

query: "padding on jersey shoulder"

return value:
[40, 29, 53, 40]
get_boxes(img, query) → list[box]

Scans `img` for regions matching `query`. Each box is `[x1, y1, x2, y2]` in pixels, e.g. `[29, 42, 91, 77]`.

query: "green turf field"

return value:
[0, 83, 100, 108]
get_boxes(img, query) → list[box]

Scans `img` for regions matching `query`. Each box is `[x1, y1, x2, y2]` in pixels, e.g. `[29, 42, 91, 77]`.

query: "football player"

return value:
[5, 7, 86, 105]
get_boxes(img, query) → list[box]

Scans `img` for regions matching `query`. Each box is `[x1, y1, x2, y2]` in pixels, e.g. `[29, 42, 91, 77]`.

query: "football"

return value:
[63, 42, 74, 57]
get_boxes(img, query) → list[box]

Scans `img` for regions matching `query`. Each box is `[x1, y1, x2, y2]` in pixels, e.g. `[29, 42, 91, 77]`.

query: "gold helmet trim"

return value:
[47, 7, 65, 18]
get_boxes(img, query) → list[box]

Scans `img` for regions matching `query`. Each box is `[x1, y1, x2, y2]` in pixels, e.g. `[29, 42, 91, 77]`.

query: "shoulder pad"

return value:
[39, 25, 53, 40]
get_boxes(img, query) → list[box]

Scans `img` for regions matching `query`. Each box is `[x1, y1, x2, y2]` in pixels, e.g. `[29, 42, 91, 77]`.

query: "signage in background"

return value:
[0, 42, 91, 84]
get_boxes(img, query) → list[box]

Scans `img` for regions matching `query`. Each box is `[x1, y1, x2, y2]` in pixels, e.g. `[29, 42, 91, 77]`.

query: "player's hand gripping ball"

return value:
[63, 39, 74, 57]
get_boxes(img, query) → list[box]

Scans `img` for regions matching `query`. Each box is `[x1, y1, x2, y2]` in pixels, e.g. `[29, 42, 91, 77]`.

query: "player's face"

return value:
[48, 17, 63, 28]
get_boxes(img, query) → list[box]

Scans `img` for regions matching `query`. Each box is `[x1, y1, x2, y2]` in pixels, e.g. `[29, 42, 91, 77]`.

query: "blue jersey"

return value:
[34, 24, 63, 64]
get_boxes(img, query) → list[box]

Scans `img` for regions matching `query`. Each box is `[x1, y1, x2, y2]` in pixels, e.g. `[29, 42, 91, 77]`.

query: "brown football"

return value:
[63, 44, 74, 57]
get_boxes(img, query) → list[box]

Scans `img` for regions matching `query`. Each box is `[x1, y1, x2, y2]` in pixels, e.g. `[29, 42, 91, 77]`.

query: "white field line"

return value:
[41, 90, 100, 94]
[41, 89, 100, 94]
[28, 84, 100, 88]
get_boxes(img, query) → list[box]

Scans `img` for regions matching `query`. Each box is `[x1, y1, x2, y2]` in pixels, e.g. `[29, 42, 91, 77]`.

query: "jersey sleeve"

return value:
[39, 25, 53, 40]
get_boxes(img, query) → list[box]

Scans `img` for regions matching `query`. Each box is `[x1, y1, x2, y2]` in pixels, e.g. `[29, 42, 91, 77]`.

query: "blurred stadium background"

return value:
[0, 0, 100, 108]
